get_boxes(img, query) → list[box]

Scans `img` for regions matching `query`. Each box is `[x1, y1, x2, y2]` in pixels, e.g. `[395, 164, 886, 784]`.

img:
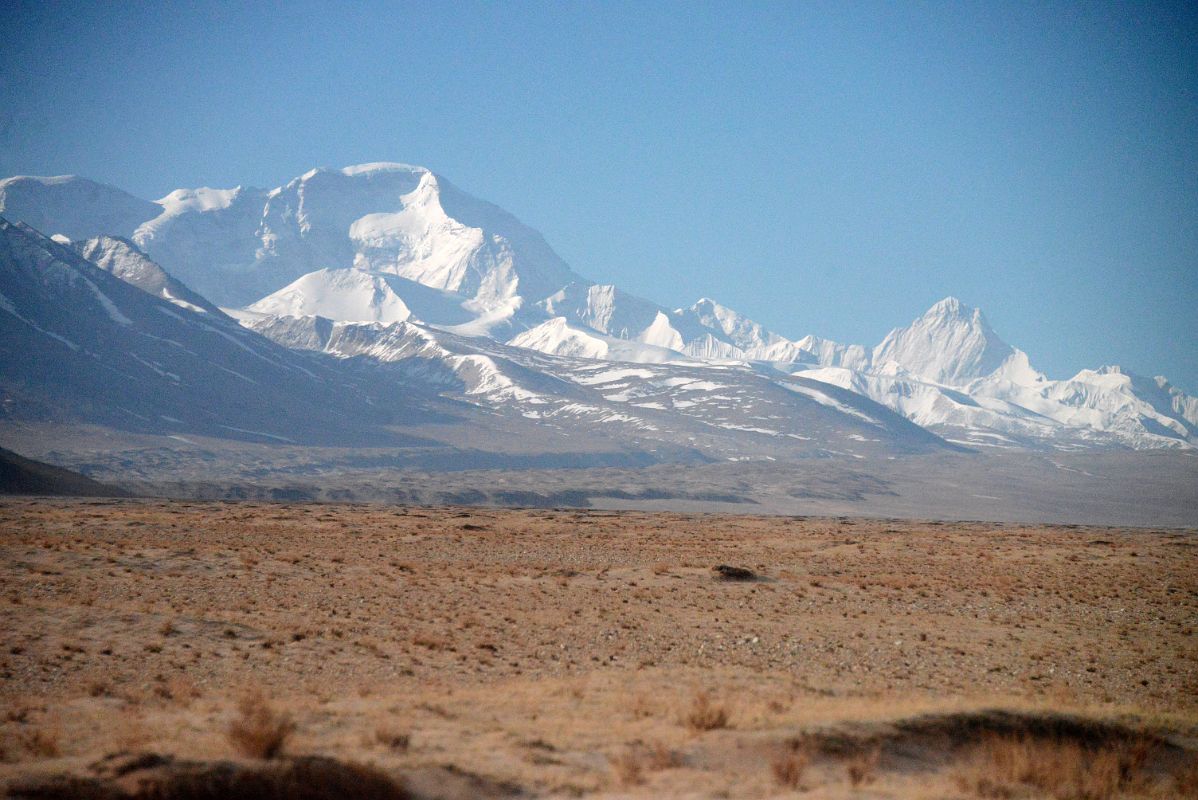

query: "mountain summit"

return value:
[0, 164, 583, 318]
[872, 297, 1043, 387]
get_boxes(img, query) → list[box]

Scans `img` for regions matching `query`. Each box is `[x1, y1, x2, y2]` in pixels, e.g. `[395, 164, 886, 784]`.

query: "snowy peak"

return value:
[254, 163, 583, 311]
[923, 295, 968, 320]
[508, 315, 697, 364]
[794, 335, 873, 371]
[677, 298, 747, 340]
[0, 217, 443, 445]
[311, 162, 427, 179]
[873, 296, 1023, 386]
[1065, 364, 1136, 389]
[246, 268, 413, 325]
[323, 164, 581, 307]
[1037, 365, 1197, 445]
[684, 297, 766, 345]
[0, 175, 160, 241]
[509, 317, 611, 360]
[539, 282, 663, 338]
[1156, 375, 1198, 429]
[156, 185, 247, 215]
[0, 164, 585, 314]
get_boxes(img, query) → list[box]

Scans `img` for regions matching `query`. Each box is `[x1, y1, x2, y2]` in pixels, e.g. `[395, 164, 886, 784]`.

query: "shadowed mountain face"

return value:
[0, 446, 129, 497]
[72, 235, 222, 316]
[0, 218, 445, 446]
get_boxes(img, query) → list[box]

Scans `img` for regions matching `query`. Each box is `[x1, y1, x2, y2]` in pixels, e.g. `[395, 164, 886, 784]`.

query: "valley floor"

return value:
[0, 499, 1195, 798]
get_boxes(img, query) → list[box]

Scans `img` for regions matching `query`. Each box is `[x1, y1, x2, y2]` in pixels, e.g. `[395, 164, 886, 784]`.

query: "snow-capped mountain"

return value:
[2, 164, 1193, 452]
[246, 268, 413, 325]
[788, 300, 1196, 449]
[508, 316, 688, 364]
[0, 214, 947, 463]
[0, 217, 445, 445]
[244, 267, 483, 329]
[238, 311, 947, 461]
[0, 165, 584, 321]
[0, 175, 160, 242]
[510, 286, 1195, 449]
[871, 297, 1042, 386]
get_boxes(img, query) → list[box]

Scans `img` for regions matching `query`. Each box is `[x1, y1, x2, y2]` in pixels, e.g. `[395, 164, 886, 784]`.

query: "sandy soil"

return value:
[1, 498, 1195, 798]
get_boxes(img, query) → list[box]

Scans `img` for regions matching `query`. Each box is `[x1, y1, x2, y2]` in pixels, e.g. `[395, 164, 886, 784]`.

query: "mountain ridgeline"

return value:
[1, 163, 1194, 461]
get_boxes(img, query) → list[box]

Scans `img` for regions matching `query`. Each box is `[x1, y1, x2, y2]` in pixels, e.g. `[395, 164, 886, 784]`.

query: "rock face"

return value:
[2, 164, 1194, 451]
[713, 565, 758, 581]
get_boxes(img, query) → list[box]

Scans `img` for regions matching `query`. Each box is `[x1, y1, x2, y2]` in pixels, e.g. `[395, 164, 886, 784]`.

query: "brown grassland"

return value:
[0, 497, 1195, 798]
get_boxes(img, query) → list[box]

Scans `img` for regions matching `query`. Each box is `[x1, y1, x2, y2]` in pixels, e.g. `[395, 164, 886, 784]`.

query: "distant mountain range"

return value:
[1, 163, 1194, 463]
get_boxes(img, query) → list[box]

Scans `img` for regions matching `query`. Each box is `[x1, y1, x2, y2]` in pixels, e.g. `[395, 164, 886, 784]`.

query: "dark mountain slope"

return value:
[0, 218, 442, 446]
[0, 446, 129, 496]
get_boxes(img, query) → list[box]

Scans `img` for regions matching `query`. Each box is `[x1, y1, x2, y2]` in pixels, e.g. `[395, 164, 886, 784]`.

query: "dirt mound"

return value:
[6, 753, 411, 800]
[795, 708, 1177, 759]
[892, 709, 1173, 750]
[765, 707, 1194, 790]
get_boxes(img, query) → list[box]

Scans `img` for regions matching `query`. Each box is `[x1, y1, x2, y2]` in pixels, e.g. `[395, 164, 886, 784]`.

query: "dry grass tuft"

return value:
[685, 691, 730, 731]
[411, 633, 448, 651]
[611, 742, 682, 787]
[846, 745, 880, 787]
[771, 741, 811, 789]
[610, 749, 646, 787]
[227, 691, 295, 760]
[113, 711, 151, 752]
[953, 734, 1156, 799]
[1173, 757, 1198, 797]
[373, 726, 410, 752]
[19, 726, 61, 758]
[628, 693, 656, 719]
[644, 741, 683, 770]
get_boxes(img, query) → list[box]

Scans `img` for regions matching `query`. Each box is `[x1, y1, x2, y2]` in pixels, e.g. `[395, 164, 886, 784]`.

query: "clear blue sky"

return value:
[4, 1, 1196, 390]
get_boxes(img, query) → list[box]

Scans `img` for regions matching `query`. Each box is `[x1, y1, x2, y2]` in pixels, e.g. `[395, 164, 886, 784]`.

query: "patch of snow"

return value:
[81, 275, 132, 325]
[162, 287, 208, 314]
[574, 367, 657, 385]
[217, 425, 294, 442]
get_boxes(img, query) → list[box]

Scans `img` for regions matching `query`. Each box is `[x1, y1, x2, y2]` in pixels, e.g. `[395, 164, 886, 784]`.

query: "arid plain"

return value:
[1, 498, 1195, 798]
